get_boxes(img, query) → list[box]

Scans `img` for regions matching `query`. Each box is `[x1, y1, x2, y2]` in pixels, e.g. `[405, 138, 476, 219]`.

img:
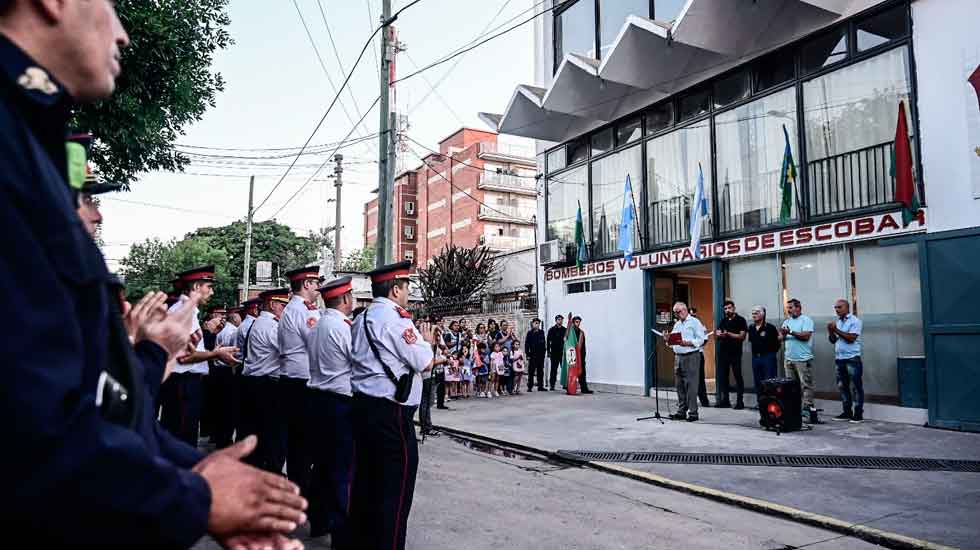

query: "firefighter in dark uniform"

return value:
[349, 261, 434, 550]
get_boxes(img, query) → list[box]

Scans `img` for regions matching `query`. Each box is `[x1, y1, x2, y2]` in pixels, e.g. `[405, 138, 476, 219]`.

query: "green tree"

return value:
[73, 0, 233, 187]
[340, 247, 376, 272]
[120, 220, 327, 307]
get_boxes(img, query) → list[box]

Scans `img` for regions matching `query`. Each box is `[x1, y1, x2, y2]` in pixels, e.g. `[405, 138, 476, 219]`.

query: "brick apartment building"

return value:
[363, 128, 537, 267]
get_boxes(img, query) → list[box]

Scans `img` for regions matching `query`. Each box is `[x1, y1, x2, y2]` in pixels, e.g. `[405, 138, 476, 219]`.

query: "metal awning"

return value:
[485, 0, 879, 143]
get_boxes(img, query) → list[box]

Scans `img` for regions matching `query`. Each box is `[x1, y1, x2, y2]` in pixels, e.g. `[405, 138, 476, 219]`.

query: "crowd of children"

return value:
[429, 317, 529, 400]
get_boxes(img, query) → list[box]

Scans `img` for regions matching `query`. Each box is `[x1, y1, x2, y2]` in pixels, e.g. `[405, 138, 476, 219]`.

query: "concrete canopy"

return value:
[486, 0, 878, 143]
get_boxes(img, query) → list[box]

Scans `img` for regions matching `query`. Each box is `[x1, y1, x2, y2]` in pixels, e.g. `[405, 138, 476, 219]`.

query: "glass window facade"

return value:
[646, 122, 712, 245]
[617, 117, 642, 145]
[801, 27, 848, 74]
[546, 164, 589, 243]
[713, 70, 750, 109]
[857, 5, 908, 52]
[599, 0, 650, 59]
[724, 241, 920, 401]
[590, 144, 642, 256]
[591, 127, 614, 156]
[557, 0, 597, 62]
[715, 87, 800, 233]
[653, 0, 687, 22]
[803, 46, 912, 217]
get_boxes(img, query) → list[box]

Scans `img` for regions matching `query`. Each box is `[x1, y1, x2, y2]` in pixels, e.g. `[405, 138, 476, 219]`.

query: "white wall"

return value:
[541, 268, 646, 389]
[913, 0, 980, 233]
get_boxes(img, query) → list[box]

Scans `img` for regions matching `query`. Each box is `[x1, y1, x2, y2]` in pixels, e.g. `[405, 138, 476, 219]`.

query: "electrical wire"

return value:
[292, 0, 376, 156]
[403, 51, 465, 126]
[393, 0, 555, 86]
[266, 94, 383, 220]
[176, 134, 380, 152]
[101, 197, 241, 219]
[252, 0, 425, 216]
[317, 0, 372, 137]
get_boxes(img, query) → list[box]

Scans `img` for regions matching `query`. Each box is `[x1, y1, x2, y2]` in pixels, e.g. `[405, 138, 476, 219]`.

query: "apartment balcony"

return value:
[480, 234, 534, 251]
[477, 141, 536, 165]
[478, 204, 536, 224]
[477, 172, 538, 195]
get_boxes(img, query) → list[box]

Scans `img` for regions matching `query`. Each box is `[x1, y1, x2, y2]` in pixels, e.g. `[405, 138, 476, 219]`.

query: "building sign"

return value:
[544, 210, 926, 282]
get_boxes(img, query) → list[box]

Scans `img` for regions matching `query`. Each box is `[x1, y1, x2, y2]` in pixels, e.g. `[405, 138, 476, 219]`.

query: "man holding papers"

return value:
[666, 302, 707, 422]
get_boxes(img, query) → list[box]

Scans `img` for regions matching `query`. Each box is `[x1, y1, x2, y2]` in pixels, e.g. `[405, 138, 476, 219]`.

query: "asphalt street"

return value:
[194, 433, 881, 550]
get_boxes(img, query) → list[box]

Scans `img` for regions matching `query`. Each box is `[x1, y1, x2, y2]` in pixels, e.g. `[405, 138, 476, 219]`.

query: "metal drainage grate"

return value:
[556, 451, 980, 473]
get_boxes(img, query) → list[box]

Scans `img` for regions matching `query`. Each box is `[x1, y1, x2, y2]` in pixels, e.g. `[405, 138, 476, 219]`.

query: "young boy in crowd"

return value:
[476, 342, 490, 397]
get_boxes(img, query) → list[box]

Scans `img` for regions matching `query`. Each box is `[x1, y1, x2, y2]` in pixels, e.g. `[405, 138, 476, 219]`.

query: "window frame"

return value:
[553, 0, 655, 74]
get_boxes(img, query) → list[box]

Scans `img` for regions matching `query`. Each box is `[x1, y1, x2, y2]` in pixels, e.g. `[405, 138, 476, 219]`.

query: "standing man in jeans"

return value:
[828, 300, 864, 423]
[715, 300, 747, 409]
[667, 302, 707, 422]
[780, 298, 818, 424]
[525, 318, 547, 391]
[546, 315, 566, 391]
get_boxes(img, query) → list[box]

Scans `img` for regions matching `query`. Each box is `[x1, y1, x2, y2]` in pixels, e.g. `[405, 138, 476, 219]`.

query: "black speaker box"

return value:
[758, 377, 802, 433]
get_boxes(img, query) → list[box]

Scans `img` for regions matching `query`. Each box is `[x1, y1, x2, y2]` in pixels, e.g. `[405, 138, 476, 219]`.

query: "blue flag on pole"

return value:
[617, 174, 636, 261]
[689, 163, 709, 259]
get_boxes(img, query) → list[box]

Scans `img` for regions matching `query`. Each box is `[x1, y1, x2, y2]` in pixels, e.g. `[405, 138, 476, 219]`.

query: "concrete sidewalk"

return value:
[431, 390, 980, 549]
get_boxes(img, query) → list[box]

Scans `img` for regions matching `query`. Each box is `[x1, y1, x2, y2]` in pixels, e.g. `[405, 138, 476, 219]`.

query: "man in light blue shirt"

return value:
[780, 298, 817, 423]
[667, 302, 707, 422]
[827, 300, 864, 423]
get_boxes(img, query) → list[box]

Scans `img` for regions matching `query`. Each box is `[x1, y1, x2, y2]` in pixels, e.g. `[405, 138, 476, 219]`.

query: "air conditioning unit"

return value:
[405, 201, 416, 215]
[539, 240, 564, 265]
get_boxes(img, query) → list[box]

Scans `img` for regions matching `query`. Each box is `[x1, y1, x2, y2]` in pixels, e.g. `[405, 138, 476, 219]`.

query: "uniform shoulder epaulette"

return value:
[394, 306, 412, 319]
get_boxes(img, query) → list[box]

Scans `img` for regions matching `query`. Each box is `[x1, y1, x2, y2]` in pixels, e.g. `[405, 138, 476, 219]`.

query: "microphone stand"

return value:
[637, 329, 666, 423]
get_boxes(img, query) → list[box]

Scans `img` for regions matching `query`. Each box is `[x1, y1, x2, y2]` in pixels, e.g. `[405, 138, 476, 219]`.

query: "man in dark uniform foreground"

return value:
[0, 0, 305, 546]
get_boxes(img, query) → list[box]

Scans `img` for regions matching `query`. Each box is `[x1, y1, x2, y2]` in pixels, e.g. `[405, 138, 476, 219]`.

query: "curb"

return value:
[431, 424, 957, 550]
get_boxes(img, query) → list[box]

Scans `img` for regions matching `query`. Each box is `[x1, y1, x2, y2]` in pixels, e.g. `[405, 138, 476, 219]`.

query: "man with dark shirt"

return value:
[546, 315, 566, 390]
[747, 305, 781, 401]
[525, 318, 547, 391]
[715, 300, 748, 409]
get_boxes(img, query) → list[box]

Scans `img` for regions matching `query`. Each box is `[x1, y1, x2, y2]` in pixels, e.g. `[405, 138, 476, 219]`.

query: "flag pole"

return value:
[627, 174, 644, 250]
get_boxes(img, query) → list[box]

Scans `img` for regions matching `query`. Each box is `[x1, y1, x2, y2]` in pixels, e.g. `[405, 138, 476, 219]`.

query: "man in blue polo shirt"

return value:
[827, 299, 864, 423]
[780, 298, 818, 423]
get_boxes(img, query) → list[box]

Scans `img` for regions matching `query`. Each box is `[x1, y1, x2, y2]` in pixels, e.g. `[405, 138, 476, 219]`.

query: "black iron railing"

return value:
[807, 140, 898, 218]
[718, 169, 797, 234]
[647, 195, 713, 246]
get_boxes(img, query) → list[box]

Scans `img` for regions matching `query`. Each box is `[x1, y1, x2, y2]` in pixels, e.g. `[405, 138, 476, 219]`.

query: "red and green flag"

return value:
[892, 100, 921, 227]
[561, 312, 583, 395]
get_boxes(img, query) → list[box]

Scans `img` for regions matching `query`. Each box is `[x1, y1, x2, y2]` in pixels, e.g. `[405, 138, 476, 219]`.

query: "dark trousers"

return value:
[698, 353, 710, 406]
[159, 372, 204, 448]
[578, 361, 590, 392]
[308, 390, 355, 546]
[209, 364, 239, 448]
[528, 356, 545, 389]
[237, 375, 282, 472]
[751, 353, 778, 395]
[435, 372, 446, 408]
[549, 355, 561, 389]
[277, 377, 312, 492]
[200, 367, 215, 438]
[350, 393, 418, 550]
[717, 353, 745, 405]
[418, 378, 433, 432]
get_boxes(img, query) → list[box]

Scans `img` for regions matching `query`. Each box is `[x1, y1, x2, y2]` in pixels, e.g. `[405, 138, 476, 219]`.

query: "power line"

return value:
[365, 0, 382, 85]
[292, 0, 375, 155]
[393, 0, 554, 85]
[317, 0, 371, 139]
[402, 134, 538, 182]
[406, 0, 514, 115]
[403, 51, 465, 126]
[101, 197, 241, 218]
[176, 134, 379, 152]
[175, 135, 379, 160]
[266, 94, 383, 221]
[253, 0, 424, 216]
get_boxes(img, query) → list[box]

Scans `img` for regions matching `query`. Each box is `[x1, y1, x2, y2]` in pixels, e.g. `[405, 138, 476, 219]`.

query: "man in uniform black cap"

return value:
[349, 261, 434, 550]
[0, 1, 307, 546]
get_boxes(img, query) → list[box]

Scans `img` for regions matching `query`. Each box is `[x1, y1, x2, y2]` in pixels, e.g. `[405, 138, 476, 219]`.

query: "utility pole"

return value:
[242, 175, 255, 302]
[333, 154, 343, 271]
[375, 0, 393, 267]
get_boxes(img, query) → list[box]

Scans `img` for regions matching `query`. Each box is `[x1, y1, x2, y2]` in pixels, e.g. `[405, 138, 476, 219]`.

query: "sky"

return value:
[100, 0, 536, 271]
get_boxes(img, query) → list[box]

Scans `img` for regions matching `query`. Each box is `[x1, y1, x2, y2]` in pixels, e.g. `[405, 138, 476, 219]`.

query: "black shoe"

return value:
[539, 387, 548, 391]
[833, 411, 853, 421]
[436, 406, 451, 410]
[733, 402, 745, 410]
[850, 411, 864, 423]
[687, 414, 699, 422]
[808, 408, 821, 424]
[581, 389, 594, 394]
[668, 412, 687, 421]
[715, 401, 732, 409]
[527, 387, 534, 392]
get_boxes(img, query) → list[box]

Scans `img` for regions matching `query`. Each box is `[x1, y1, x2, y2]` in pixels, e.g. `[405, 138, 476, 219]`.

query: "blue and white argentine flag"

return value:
[617, 174, 636, 261]
[689, 164, 709, 259]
